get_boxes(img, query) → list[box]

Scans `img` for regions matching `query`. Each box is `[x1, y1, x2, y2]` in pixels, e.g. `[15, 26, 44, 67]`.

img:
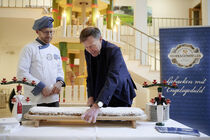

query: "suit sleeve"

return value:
[96, 47, 123, 105]
[85, 51, 93, 98]
[17, 46, 45, 96]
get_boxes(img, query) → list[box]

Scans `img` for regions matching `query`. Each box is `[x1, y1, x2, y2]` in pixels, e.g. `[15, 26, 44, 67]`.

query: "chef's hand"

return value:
[87, 97, 94, 107]
[51, 81, 62, 94]
[81, 103, 100, 123]
[42, 87, 52, 97]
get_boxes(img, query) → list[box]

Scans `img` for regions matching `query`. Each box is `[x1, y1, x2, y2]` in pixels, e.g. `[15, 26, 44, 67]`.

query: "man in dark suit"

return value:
[80, 27, 136, 123]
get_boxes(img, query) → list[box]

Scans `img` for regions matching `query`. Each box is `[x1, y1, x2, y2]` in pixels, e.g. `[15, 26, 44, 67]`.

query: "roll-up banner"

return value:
[160, 27, 210, 135]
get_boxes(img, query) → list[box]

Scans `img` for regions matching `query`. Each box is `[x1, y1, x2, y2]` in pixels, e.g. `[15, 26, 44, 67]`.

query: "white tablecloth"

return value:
[0, 119, 209, 140]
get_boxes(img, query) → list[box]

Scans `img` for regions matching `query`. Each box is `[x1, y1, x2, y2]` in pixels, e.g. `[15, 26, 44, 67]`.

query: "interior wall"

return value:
[0, 7, 44, 80]
[202, 0, 210, 25]
[192, 0, 201, 7]
[114, 0, 136, 7]
[0, 8, 43, 19]
[147, 0, 195, 18]
[0, 18, 37, 79]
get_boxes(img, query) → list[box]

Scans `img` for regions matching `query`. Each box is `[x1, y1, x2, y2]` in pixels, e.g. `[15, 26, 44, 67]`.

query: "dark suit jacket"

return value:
[85, 40, 136, 106]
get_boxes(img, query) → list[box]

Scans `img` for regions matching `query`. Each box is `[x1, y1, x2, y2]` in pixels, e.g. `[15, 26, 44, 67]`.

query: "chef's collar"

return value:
[36, 38, 47, 46]
[36, 38, 49, 49]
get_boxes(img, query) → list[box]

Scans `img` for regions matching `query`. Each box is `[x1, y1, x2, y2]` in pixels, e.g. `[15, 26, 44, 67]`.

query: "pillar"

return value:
[107, 0, 114, 29]
[134, 0, 147, 64]
[59, 42, 68, 102]
[66, 0, 73, 26]
[92, 0, 98, 26]
[202, 0, 210, 25]
[59, 42, 68, 81]
[57, 6, 62, 26]
[80, 2, 88, 25]
[52, 0, 59, 27]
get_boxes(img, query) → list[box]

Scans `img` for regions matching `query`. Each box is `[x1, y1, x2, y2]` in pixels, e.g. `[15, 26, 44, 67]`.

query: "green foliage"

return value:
[147, 16, 152, 26]
[114, 14, 133, 25]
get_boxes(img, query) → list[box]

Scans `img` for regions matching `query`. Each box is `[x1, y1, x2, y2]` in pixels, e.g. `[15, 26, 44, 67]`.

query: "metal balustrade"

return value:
[148, 17, 202, 36]
[120, 23, 160, 71]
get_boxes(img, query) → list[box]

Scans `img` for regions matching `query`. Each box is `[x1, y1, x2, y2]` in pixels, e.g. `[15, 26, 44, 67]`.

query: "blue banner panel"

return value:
[160, 27, 210, 136]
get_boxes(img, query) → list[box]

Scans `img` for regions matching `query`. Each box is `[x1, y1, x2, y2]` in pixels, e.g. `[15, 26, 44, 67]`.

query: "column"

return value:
[107, 0, 113, 29]
[60, 7, 67, 37]
[134, 0, 147, 64]
[66, 0, 73, 37]
[115, 17, 121, 42]
[57, 6, 62, 26]
[59, 42, 68, 102]
[59, 42, 68, 81]
[92, 0, 98, 26]
[66, 0, 73, 25]
[202, 0, 210, 25]
[80, 2, 88, 26]
[52, 0, 59, 27]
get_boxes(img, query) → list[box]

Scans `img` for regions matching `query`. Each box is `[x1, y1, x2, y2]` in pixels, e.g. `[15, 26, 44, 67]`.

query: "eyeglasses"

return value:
[40, 30, 54, 35]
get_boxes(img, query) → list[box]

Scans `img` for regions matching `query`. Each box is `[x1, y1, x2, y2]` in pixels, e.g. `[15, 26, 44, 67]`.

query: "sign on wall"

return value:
[160, 27, 210, 136]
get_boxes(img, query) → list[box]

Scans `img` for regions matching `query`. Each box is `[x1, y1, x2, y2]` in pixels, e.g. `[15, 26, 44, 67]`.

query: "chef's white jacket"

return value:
[17, 40, 64, 104]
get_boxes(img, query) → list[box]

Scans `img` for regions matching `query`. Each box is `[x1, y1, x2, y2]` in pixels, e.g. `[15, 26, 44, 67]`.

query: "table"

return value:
[0, 119, 209, 140]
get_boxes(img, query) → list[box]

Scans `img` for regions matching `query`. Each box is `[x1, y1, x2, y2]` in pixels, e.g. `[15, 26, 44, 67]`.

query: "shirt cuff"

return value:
[56, 77, 66, 87]
[31, 81, 46, 96]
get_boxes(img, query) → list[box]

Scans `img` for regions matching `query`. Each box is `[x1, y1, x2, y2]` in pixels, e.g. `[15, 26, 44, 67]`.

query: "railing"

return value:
[120, 23, 160, 71]
[59, 74, 88, 106]
[53, 24, 121, 43]
[148, 17, 202, 36]
[0, 84, 87, 107]
[0, 0, 52, 8]
[59, 85, 87, 106]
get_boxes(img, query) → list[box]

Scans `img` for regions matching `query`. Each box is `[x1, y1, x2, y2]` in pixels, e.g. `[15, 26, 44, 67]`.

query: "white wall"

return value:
[116, 0, 201, 19]
[0, 8, 43, 19]
[0, 8, 45, 80]
[0, 18, 37, 79]
[114, 0, 136, 7]
[208, 0, 210, 25]
[147, 0, 195, 18]
[202, 0, 210, 25]
[192, 0, 201, 7]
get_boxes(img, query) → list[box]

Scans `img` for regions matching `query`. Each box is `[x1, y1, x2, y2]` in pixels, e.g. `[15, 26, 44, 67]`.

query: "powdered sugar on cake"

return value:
[29, 107, 88, 115]
[29, 107, 145, 116]
[100, 107, 144, 116]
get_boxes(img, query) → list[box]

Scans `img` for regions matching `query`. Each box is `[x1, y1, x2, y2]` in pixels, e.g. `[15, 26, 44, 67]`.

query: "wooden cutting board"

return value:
[24, 113, 142, 128]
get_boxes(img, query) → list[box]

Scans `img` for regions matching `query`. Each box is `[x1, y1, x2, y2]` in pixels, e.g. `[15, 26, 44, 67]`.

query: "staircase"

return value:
[0, 1, 160, 111]
[118, 24, 161, 109]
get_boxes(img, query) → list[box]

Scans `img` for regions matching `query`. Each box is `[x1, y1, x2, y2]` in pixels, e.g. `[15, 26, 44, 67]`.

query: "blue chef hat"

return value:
[32, 16, 54, 30]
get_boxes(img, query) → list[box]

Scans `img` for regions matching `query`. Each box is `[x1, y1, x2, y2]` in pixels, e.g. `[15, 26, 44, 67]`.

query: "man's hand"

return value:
[81, 103, 100, 123]
[51, 81, 62, 94]
[87, 97, 94, 107]
[42, 87, 52, 97]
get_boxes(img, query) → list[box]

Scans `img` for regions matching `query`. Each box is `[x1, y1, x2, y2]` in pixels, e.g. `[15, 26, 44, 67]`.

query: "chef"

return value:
[17, 16, 65, 107]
